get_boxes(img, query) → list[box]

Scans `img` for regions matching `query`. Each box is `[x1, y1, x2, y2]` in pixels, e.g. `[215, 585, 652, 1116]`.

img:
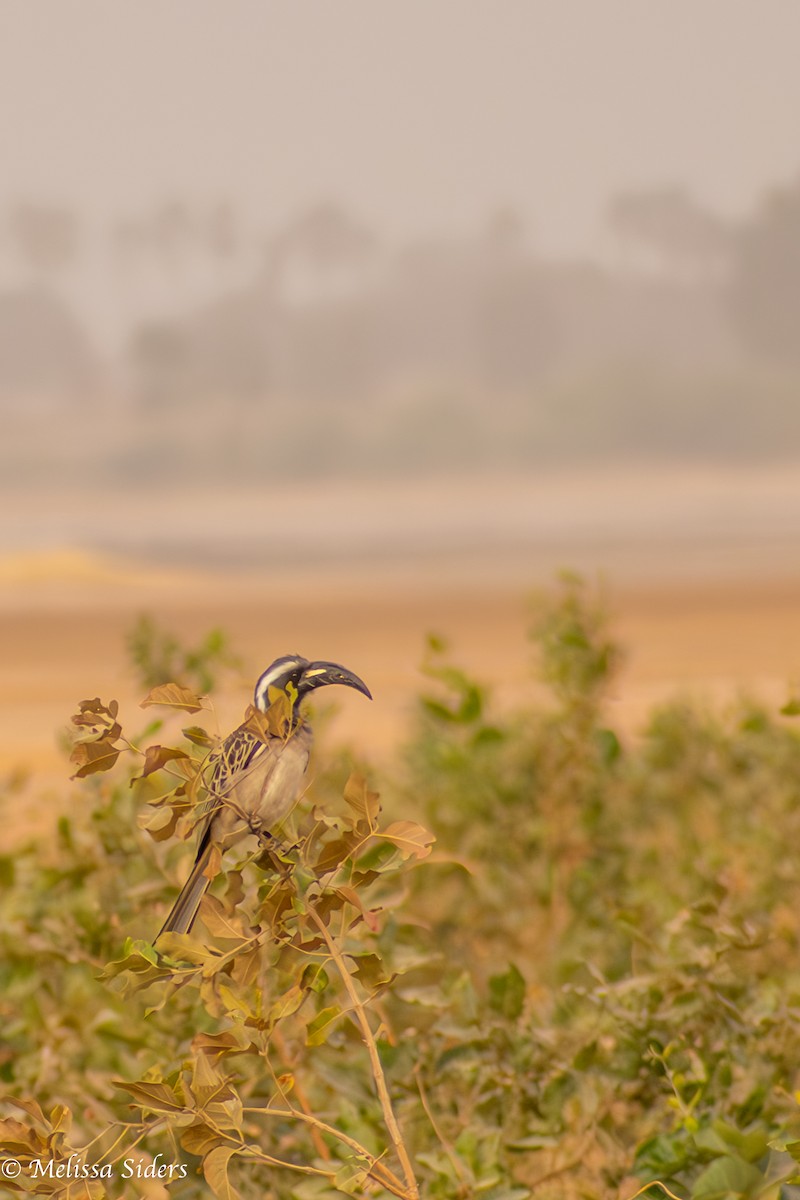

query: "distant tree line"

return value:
[2, 173, 800, 410]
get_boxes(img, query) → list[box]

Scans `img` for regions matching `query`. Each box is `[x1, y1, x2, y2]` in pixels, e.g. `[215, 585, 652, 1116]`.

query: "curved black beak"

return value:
[300, 661, 372, 701]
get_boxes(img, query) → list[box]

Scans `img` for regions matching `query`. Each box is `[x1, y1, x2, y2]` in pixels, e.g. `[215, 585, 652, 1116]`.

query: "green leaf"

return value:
[101, 939, 168, 987]
[268, 984, 307, 1024]
[691, 1154, 764, 1199]
[306, 1005, 343, 1046]
[634, 1130, 692, 1178]
[595, 726, 621, 765]
[396, 984, 448, 1008]
[0, 854, 16, 887]
[334, 1159, 371, 1195]
[301, 964, 329, 994]
[488, 963, 526, 1020]
[350, 953, 390, 991]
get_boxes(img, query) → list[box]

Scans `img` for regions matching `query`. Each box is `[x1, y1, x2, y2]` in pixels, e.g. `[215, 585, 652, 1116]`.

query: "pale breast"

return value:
[225, 726, 312, 834]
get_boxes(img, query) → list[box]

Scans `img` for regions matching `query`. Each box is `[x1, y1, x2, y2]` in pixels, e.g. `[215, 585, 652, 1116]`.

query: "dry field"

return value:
[2, 539, 800, 842]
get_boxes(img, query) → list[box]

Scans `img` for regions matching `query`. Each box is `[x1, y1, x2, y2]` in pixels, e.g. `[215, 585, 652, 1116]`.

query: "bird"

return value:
[156, 654, 372, 938]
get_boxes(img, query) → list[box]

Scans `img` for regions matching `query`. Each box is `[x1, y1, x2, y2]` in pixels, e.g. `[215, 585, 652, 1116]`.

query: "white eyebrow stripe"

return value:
[259, 660, 303, 685]
[253, 657, 307, 707]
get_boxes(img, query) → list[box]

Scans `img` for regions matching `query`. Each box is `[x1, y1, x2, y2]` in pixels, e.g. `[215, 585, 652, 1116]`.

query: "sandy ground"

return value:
[2, 541, 800, 842]
[2, 461, 799, 838]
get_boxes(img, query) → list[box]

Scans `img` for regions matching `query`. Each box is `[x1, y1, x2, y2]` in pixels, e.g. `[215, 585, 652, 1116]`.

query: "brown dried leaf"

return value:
[192, 1031, 246, 1060]
[314, 833, 360, 873]
[70, 737, 121, 779]
[241, 704, 272, 744]
[352, 951, 393, 991]
[113, 1080, 184, 1114]
[202, 844, 223, 882]
[71, 697, 119, 727]
[334, 884, 366, 913]
[5, 1097, 48, 1129]
[199, 895, 248, 941]
[183, 724, 216, 748]
[190, 1053, 233, 1103]
[0, 1114, 40, 1152]
[135, 744, 192, 781]
[229, 946, 261, 988]
[223, 870, 245, 913]
[181, 1121, 224, 1158]
[48, 1104, 71, 1135]
[343, 772, 381, 830]
[138, 803, 186, 843]
[203, 1145, 241, 1200]
[140, 682, 204, 714]
[381, 820, 435, 860]
[154, 930, 217, 965]
[242, 685, 294, 742]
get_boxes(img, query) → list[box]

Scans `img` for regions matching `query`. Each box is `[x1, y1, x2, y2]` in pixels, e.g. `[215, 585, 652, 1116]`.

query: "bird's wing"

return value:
[195, 725, 283, 838]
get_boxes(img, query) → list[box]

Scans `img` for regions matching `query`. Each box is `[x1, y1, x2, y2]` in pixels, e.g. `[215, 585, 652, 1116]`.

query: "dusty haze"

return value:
[1, 3, 800, 796]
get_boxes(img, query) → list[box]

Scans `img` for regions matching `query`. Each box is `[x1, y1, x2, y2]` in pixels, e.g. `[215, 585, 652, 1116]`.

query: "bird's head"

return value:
[253, 654, 372, 713]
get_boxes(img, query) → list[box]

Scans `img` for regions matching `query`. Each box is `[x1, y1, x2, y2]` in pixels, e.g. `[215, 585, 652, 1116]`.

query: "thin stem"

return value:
[414, 1067, 466, 1186]
[625, 1185, 683, 1200]
[307, 906, 419, 1200]
[245, 1104, 407, 1198]
[267, 1029, 331, 1162]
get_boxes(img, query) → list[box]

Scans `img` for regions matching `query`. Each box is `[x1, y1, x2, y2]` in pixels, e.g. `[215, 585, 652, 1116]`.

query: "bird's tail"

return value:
[157, 844, 215, 938]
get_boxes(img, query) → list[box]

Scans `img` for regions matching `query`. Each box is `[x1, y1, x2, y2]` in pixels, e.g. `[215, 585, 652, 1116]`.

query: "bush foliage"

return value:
[3, 581, 800, 1199]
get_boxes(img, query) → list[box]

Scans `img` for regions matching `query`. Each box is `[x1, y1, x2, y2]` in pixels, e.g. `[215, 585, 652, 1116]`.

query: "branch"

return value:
[307, 905, 419, 1200]
[246, 1103, 407, 1199]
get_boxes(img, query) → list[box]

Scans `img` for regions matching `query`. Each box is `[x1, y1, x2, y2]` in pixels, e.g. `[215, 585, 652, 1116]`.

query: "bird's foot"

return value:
[256, 831, 297, 877]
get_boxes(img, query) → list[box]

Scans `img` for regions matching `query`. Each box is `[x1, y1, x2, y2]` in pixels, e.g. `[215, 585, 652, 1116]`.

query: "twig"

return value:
[308, 905, 419, 1200]
[268, 1028, 331, 1162]
[414, 1067, 466, 1186]
[245, 1105, 407, 1198]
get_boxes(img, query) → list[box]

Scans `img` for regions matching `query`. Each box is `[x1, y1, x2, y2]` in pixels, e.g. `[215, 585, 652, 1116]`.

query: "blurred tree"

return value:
[268, 202, 377, 310]
[477, 209, 558, 387]
[206, 200, 239, 288]
[0, 288, 96, 404]
[207, 200, 238, 262]
[273, 201, 375, 272]
[128, 319, 187, 407]
[607, 186, 732, 278]
[8, 202, 80, 284]
[483, 205, 526, 258]
[111, 217, 148, 278]
[264, 202, 378, 398]
[728, 177, 800, 361]
[149, 199, 194, 278]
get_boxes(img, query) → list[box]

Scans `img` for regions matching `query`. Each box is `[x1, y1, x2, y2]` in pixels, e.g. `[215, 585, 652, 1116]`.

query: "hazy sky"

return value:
[2, 2, 800, 255]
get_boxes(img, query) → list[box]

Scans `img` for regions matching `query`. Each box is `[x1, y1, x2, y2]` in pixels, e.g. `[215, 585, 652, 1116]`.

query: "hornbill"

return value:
[157, 654, 371, 938]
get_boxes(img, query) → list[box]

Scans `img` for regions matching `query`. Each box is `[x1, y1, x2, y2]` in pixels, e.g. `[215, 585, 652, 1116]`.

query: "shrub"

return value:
[4, 582, 800, 1198]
